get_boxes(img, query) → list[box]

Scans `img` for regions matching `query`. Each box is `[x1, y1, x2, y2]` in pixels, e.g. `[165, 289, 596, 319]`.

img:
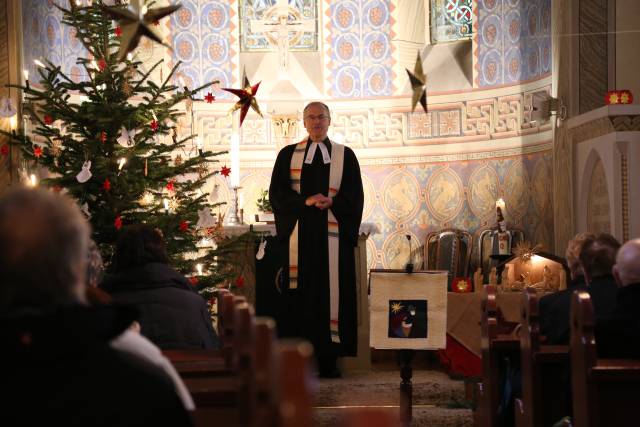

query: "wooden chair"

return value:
[514, 288, 569, 427]
[570, 291, 640, 427]
[424, 228, 472, 287]
[474, 285, 519, 427]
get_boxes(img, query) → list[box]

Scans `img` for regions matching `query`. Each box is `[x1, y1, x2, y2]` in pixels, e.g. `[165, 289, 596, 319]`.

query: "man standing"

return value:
[269, 102, 364, 377]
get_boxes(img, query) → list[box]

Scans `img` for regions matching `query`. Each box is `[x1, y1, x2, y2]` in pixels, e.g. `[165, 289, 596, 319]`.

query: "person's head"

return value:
[612, 238, 640, 287]
[86, 239, 104, 288]
[579, 233, 621, 284]
[0, 188, 90, 311]
[565, 232, 596, 280]
[112, 224, 169, 272]
[303, 102, 331, 141]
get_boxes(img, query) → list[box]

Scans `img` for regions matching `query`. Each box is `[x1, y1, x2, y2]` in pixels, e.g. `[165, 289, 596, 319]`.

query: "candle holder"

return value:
[226, 185, 244, 225]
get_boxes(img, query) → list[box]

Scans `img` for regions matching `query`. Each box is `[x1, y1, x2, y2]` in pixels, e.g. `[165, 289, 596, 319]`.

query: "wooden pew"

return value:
[514, 288, 569, 427]
[474, 285, 519, 427]
[276, 341, 315, 427]
[570, 291, 640, 427]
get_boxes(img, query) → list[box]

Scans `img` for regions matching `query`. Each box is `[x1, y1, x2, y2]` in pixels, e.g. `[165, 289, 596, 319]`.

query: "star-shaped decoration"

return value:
[608, 92, 620, 104]
[220, 165, 231, 177]
[114, 215, 122, 230]
[33, 146, 43, 158]
[204, 92, 215, 103]
[44, 115, 54, 125]
[179, 220, 189, 232]
[150, 119, 159, 132]
[221, 70, 263, 127]
[390, 302, 403, 314]
[98, 58, 108, 71]
[166, 180, 175, 192]
[189, 276, 199, 286]
[103, 178, 111, 192]
[101, 0, 181, 61]
[406, 52, 428, 114]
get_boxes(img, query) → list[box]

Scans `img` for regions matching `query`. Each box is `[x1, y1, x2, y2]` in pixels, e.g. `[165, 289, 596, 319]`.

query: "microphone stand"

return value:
[405, 234, 414, 274]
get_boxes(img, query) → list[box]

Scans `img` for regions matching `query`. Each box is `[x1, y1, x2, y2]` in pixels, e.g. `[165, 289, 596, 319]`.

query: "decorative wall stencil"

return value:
[239, 0, 318, 51]
[361, 173, 377, 221]
[381, 169, 421, 223]
[327, 0, 396, 97]
[475, 0, 551, 87]
[169, 0, 237, 98]
[531, 157, 551, 215]
[468, 164, 499, 220]
[503, 159, 529, 220]
[382, 230, 422, 269]
[586, 157, 611, 234]
[425, 167, 463, 222]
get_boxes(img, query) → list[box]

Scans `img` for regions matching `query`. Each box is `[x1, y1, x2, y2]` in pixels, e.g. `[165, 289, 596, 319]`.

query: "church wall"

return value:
[474, 0, 551, 87]
[616, 0, 640, 98]
[17, 0, 556, 271]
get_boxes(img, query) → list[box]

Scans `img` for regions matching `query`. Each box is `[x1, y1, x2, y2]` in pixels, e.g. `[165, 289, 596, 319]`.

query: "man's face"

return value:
[303, 104, 331, 141]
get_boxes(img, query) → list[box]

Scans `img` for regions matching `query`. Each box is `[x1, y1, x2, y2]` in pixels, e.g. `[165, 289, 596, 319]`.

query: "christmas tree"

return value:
[1, 0, 251, 299]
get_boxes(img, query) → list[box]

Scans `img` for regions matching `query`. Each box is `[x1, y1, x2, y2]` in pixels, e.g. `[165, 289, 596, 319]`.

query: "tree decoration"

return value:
[204, 92, 215, 103]
[103, 178, 111, 192]
[115, 25, 122, 37]
[235, 275, 245, 288]
[114, 215, 122, 230]
[179, 220, 189, 232]
[513, 241, 543, 263]
[98, 58, 108, 71]
[100, 131, 107, 143]
[44, 115, 54, 125]
[406, 52, 428, 114]
[101, 0, 182, 61]
[220, 165, 231, 177]
[1, 144, 9, 156]
[150, 119, 159, 132]
[166, 179, 175, 193]
[33, 146, 43, 158]
[222, 70, 263, 127]
[117, 126, 136, 148]
[76, 161, 92, 183]
[0, 97, 17, 117]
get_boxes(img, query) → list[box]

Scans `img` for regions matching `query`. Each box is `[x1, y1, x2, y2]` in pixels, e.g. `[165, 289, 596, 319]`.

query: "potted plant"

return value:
[255, 189, 275, 223]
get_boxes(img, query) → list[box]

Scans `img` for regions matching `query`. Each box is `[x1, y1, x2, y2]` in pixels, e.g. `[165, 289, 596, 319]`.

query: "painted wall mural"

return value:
[325, 0, 396, 98]
[475, 0, 551, 87]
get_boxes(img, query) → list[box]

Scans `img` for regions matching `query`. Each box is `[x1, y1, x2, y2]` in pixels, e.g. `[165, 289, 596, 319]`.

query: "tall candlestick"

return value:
[230, 133, 240, 187]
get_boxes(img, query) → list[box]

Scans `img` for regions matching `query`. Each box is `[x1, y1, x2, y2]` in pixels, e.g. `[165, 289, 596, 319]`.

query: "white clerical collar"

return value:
[304, 139, 331, 164]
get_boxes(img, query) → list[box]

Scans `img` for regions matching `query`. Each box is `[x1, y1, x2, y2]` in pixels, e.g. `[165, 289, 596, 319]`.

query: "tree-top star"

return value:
[406, 52, 428, 114]
[101, 0, 181, 61]
[221, 70, 263, 127]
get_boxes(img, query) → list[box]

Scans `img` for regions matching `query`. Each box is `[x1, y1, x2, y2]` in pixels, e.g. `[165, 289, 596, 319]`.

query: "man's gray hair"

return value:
[0, 188, 90, 310]
[303, 101, 331, 118]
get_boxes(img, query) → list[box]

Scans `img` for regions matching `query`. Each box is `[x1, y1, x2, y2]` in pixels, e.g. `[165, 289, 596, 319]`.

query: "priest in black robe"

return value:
[269, 102, 364, 377]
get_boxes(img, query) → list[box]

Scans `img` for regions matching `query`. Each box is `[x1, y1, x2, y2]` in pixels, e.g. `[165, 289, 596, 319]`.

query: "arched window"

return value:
[430, 0, 473, 44]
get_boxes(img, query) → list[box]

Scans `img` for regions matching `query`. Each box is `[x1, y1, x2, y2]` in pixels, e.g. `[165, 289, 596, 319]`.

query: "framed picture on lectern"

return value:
[369, 269, 448, 350]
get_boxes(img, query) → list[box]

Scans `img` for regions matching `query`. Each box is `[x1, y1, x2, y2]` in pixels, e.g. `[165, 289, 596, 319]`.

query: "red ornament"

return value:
[150, 119, 159, 132]
[235, 275, 245, 288]
[220, 165, 231, 177]
[605, 90, 634, 105]
[114, 215, 122, 230]
[33, 146, 43, 158]
[103, 178, 111, 192]
[189, 276, 199, 286]
[52, 186, 62, 193]
[204, 92, 215, 103]
[166, 180, 175, 192]
[179, 220, 189, 232]
[452, 277, 473, 293]
[115, 26, 122, 37]
[98, 58, 107, 71]
[43, 115, 54, 125]
[1, 144, 9, 156]
[100, 131, 107, 143]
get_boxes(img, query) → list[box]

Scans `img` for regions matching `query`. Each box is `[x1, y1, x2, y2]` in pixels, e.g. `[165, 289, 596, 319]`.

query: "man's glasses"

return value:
[304, 115, 329, 121]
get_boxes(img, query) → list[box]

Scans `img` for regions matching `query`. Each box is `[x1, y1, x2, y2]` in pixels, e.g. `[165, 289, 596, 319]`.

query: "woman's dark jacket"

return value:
[101, 262, 218, 350]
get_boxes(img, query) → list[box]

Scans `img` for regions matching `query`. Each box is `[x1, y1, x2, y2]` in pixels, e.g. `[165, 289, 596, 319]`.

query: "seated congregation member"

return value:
[101, 224, 217, 350]
[540, 233, 619, 345]
[595, 238, 640, 358]
[85, 240, 195, 410]
[539, 232, 594, 344]
[0, 188, 192, 427]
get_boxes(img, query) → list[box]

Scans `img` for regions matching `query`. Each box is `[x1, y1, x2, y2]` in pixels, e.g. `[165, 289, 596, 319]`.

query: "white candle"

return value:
[163, 198, 169, 213]
[196, 263, 203, 276]
[496, 198, 506, 212]
[230, 132, 240, 187]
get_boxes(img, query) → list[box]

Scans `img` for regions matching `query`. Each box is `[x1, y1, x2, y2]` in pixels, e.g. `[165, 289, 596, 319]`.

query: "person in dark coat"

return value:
[101, 224, 217, 350]
[0, 188, 192, 427]
[539, 232, 594, 344]
[595, 238, 640, 358]
[269, 101, 364, 377]
[540, 233, 619, 345]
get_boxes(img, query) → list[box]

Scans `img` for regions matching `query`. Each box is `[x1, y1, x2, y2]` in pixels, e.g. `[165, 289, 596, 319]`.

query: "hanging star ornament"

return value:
[221, 71, 263, 127]
[101, 0, 182, 61]
[406, 52, 428, 114]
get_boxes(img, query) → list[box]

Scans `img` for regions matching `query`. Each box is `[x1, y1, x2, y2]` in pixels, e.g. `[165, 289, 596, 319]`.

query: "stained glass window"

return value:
[239, 0, 318, 52]
[430, 0, 473, 44]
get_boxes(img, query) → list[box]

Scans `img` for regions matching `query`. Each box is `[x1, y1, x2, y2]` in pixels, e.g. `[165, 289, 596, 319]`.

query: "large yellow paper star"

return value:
[102, 0, 181, 61]
[406, 52, 428, 114]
